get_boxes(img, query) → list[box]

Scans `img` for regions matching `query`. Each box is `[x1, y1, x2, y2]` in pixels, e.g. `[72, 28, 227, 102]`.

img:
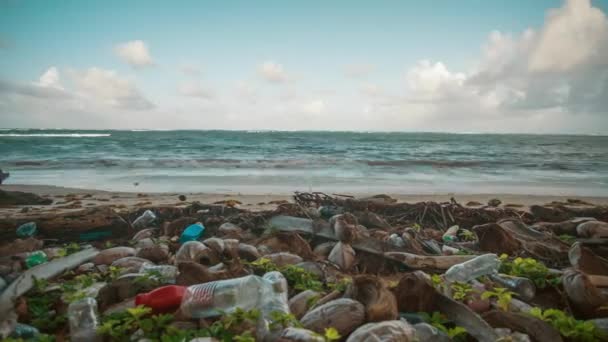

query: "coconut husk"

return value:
[203, 238, 225, 255]
[256, 232, 314, 259]
[346, 320, 416, 342]
[277, 328, 324, 342]
[328, 242, 356, 271]
[313, 242, 336, 258]
[175, 241, 220, 266]
[311, 290, 342, 309]
[238, 243, 261, 261]
[264, 252, 303, 267]
[384, 252, 475, 270]
[217, 222, 244, 238]
[222, 239, 240, 259]
[164, 217, 197, 236]
[330, 213, 359, 243]
[132, 228, 158, 241]
[111, 257, 152, 273]
[300, 298, 365, 337]
[93, 247, 136, 265]
[295, 261, 324, 279]
[344, 275, 398, 322]
[482, 310, 563, 342]
[354, 211, 391, 230]
[577, 221, 608, 238]
[0, 238, 43, 258]
[563, 269, 608, 318]
[136, 243, 170, 263]
[176, 261, 229, 286]
[288, 290, 321, 319]
[394, 271, 438, 313]
[569, 242, 608, 275]
[473, 223, 521, 255]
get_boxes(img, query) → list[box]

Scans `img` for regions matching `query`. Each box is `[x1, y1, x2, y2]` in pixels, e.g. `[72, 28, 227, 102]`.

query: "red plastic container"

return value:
[135, 285, 187, 313]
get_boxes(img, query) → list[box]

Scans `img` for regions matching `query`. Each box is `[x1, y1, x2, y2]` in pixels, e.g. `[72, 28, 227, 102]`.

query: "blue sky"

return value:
[1, 0, 607, 132]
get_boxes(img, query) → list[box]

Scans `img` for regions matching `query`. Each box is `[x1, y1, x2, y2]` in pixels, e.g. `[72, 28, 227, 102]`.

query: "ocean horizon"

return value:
[1, 129, 607, 196]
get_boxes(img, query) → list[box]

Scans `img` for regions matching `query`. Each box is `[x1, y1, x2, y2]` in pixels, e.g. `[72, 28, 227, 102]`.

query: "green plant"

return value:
[327, 277, 352, 292]
[249, 258, 323, 292]
[26, 277, 66, 332]
[98, 306, 175, 341]
[419, 311, 467, 341]
[104, 240, 115, 249]
[268, 311, 303, 330]
[558, 234, 576, 245]
[499, 254, 560, 288]
[431, 274, 444, 289]
[459, 229, 477, 241]
[481, 287, 515, 311]
[528, 308, 606, 341]
[323, 327, 341, 341]
[450, 281, 474, 301]
[412, 223, 422, 232]
[1, 334, 56, 342]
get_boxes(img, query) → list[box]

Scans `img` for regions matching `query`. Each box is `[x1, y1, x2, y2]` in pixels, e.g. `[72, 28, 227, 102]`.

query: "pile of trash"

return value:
[1, 192, 608, 341]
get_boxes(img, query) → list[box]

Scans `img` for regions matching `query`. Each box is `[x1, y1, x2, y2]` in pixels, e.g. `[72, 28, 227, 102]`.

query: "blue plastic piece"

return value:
[179, 223, 205, 243]
[16, 222, 37, 237]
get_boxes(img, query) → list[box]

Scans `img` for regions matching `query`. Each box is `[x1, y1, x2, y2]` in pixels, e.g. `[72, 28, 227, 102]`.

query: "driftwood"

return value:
[0, 189, 52, 206]
[482, 310, 563, 342]
[383, 252, 476, 270]
[530, 204, 608, 222]
[293, 192, 532, 230]
[436, 294, 500, 342]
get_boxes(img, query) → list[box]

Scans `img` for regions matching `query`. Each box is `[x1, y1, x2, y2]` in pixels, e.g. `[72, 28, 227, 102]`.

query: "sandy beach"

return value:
[2, 183, 608, 220]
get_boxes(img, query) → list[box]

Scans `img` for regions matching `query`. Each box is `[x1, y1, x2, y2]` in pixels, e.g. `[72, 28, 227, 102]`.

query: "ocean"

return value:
[1, 129, 607, 196]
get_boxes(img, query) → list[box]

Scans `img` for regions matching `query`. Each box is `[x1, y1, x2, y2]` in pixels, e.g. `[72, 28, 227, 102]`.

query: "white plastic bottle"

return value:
[132, 210, 156, 230]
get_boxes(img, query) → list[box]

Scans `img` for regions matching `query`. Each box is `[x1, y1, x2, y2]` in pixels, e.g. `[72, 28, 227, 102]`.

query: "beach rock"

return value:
[355, 211, 390, 229]
[569, 242, 608, 275]
[344, 275, 398, 322]
[76, 262, 96, 273]
[301, 298, 365, 337]
[473, 223, 521, 254]
[488, 198, 502, 207]
[263, 252, 303, 267]
[328, 242, 356, 271]
[278, 328, 324, 342]
[394, 271, 438, 313]
[295, 261, 324, 279]
[346, 320, 416, 342]
[92, 247, 136, 265]
[178, 195, 187, 202]
[0, 238, 43, 258]
[0, 190, 52, 206]
[577, 221, 608, 238]
[111, 257, 152, 274]
[288, 290, 321, 319]
[414, 323, 451, 342]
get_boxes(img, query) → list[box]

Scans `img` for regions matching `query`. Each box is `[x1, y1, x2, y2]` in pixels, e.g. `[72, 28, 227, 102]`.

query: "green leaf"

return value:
[324, 327, 341, 341]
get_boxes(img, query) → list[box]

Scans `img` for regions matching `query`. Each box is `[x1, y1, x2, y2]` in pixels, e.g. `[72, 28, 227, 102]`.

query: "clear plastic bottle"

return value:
[180, 274, 267, 318]
[139, 264, 178, 284]
[259, 272, 290, 341]
[444, 254, 500, 283]
[68, 297, 101, 342]
[132, 210, 156, 230]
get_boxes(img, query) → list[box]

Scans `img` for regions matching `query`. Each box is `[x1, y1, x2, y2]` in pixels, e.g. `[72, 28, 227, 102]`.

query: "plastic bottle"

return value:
[179, 271, 289, 320]
[132, 210, 156, 230]
[259, 272, 290, 341]
[16, 222, 37, 238]
[135, 285, 187, 313]
[25, 251, 48, 268]
[442, 225, 459, 243]
[139, 264, 179, 284]
[68, 297, 101, 342]
[488, 274, 536, 301]
[179, 222, 205, 243]
[444, 254, 500, 283]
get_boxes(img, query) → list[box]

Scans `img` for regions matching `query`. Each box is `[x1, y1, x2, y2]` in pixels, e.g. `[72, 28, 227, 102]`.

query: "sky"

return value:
[1, 0, 608, 133]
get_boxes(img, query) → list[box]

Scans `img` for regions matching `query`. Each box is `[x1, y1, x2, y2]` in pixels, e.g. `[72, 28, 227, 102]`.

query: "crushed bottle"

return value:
[132, 210, 156, 230]
[444, 253, 500, 283]
[16, 222, 37, 238]
[25, 251, 48, 268]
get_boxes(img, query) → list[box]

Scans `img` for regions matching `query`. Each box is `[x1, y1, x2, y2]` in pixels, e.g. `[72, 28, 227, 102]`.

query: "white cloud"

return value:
[179, 64, 202, 77]
[114, 40, 154, 68]
[258, 61, 289, 83]
[360, 83, 384, 97]
[36, 67, 63, 89]
[345, 64, 375, 78]
[70, 67, 154, 110]
[302, 100, 325, 114]
[178, 81, 214, 100]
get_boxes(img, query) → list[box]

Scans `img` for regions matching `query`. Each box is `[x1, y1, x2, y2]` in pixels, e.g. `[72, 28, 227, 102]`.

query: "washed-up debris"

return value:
[1, 192, 608, 341]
